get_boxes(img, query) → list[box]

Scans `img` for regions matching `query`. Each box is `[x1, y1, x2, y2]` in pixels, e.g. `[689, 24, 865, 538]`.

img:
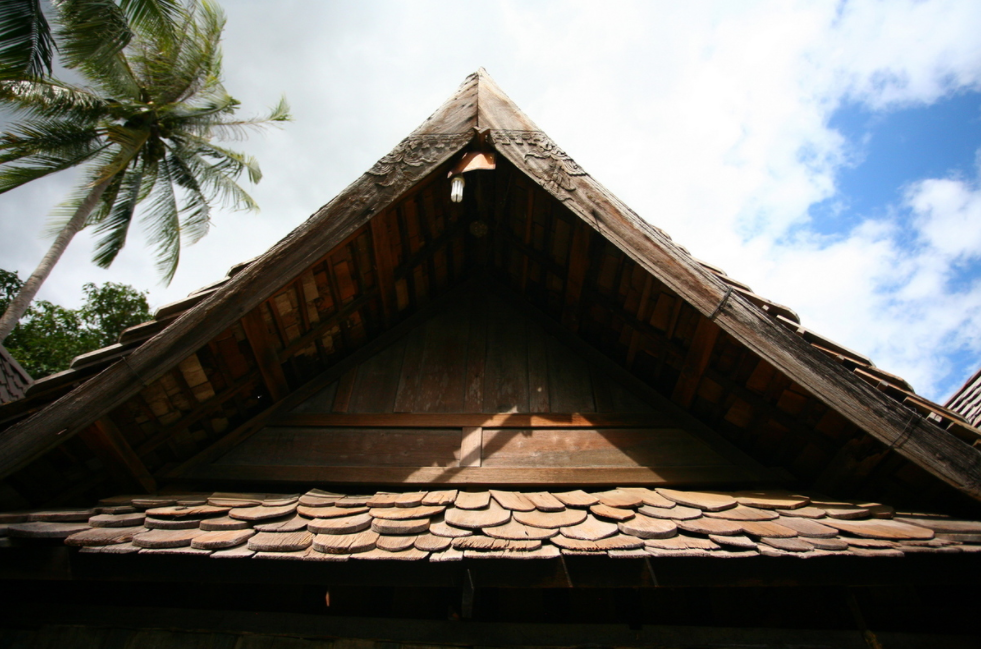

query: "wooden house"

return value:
[0, 70, 979, 648]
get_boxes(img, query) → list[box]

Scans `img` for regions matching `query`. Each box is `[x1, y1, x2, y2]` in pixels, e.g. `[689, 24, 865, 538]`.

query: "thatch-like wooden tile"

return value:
[619, 487, 676, 509]
[354, 547, 430, 561]
[466, 545, 562, 560]
[414, 533, 452, 552]
[705, 505, 778, 522]
[513, 508, 587, 529]
[525, 492, 565, 512]
[845, 538, 896, 549]
[896, 518, 981, 534]
[313, 530, 378, 554]
[65, 526, 144, 547]
[254, 514, 310, 533]
[131, 497, 176, 508]
[256, 547, 347, 561]
[594, 534, 645, 551]
[645, 535, 720, 551]
[211, 546, 256, 559]
[553, 490, 599, 508]
[98, 505, 136, 515]
[262, 495, 299, 506]
[806, 537, 850, 551]
[589, 504, 635, 521]
[775, 516, 838, 538]
[618, 516, 677, 539]
[88, 512, 146, 528]
[27, 508, 95, 522]
[453, 537, 540, 552]
[560, 516, 619, 541]
[677, 517, 743, 536]
[336, 495, 372, 508]
[848, 547, 905, 558]
[146, 505, 229, 519]
[738, 520, 799, 539]
[761, 537, 814, 552]
[145, 517, 201, 530]
[0, 513, 27, 523]
[551, 536, 600, 552]
[638, 504, 701, 520]
[133, 528, 205, 548]
[733, 491, 809, 510]
[8, 522, 90, 538]
[490, 490, 536, 512]
[366, 493, 400, 508]
[421, 490, 458, 506]
[208, 493, 268, 506]
[98, 495, 136, 506]
[229, 503, 297, 521]
[297, 494, 340, 508]
[371, 518, 430, 535]
[706, 534, 755, 551]
[608, 549, 651, 559]
[862, 503, 895, 519]
[455, 491, 491, 510]
[395, 492, 426, 507]
[444, 501, 510, 529]
[776, 506, 827, 519]
[375, 535, 417, 551]
[810, 500, 871, 520]
[298, 505, 368, 519]
[370, 505, 444, 520]
[200, 516, 251, 531]
[308, 513, 372, 535]
[656, 488, 737, 512]
[596, 489, 644, 509]
[79, 541, 141, 554]
[248, 531, 312, 552]
[484, 520, 559, 540]
[174, 499, 208, 506]
[138, 546, 212, 556]
[430, 548, 464, 562]
[429, 520, 473, 538]
[823, 518, 934, 540]
[191, 529, 254, 549]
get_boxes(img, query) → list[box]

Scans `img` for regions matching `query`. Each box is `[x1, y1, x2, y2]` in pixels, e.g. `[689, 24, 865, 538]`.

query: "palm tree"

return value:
[0, 0, 289, 341]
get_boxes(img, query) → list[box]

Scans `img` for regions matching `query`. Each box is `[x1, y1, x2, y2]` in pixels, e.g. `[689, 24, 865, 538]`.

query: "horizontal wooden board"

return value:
[215, 427, 461, 468]
[480, 428, 731, 468]
[277, 413, 673, 428]
[188, 464, 765, 485]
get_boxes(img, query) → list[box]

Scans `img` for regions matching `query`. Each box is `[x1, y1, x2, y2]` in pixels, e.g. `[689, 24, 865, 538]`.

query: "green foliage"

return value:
[0, 267, 151, 377]
[0, 0, 290, 283]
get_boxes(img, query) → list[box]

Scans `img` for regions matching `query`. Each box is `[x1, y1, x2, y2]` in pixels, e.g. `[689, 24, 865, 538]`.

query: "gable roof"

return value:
[947, 367, 981, 429]
[0, 344, 31, 404]
[0, 70, 979, 507]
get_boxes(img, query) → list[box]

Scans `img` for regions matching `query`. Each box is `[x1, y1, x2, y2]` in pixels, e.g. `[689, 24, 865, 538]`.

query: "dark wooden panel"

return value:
[408, 302, 470, 412]
[527, 320, 550, 412]
[289, 382, 338, 414]
[277, 413, 675, 428]
[547, 335, 595, 413]
[349, 339, 405, 412]
[464, 295, 487, 412]
[480, 428, 732, 468]
[483, 295, 529, 413]
[216, 427, 461, 467]
[392, 325, 427, 412]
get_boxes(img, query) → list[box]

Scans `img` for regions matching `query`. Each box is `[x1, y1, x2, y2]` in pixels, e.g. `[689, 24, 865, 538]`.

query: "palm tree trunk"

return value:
[0, 177, 112, 343]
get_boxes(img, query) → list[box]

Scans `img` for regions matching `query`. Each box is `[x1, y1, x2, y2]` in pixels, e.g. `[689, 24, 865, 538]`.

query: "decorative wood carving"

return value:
[368, 134, 471, 187]
[490, 130, 587, 198]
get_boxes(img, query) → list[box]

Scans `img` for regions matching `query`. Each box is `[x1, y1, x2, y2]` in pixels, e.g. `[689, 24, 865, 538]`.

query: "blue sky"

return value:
[2, 1, 980, 403]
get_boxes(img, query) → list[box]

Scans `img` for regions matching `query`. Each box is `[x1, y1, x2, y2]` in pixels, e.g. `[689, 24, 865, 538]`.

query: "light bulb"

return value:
[450, 175, 465, 203]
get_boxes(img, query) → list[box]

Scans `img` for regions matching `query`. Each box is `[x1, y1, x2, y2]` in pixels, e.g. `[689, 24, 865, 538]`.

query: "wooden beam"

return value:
[370, 214, 398, 324]
[186, 464, 765, 486]
[671, 316, 721, 408]
[277, 413, 675, 428]
[78, 419, 156, 493]
[240, 307, 290, 402]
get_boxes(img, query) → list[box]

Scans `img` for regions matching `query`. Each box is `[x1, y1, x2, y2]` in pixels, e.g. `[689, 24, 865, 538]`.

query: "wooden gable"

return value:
[193, 289, 771, 486]
[0, 69, 977, 513]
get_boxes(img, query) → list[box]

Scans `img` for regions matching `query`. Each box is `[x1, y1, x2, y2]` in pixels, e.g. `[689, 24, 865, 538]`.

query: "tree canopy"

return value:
[0, 267, 151, 377]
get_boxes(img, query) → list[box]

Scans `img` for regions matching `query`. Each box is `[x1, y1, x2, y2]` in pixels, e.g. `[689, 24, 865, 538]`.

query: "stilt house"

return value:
[1, 70, 980, 648]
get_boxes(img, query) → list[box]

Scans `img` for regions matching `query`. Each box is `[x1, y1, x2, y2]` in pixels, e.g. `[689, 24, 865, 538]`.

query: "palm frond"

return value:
[140, 153, 181, 282]
[165, 145, 210, 244]
[92, 163, 143, 267]
[0, 118, 102, 162]
[179, 94, 291, 141]
[118, 0, 182, 39]
[54, 0, 140, 99]
[0, 138, 106, 193]
[0, 78, 108, 121]
[0, 0, 55, 79]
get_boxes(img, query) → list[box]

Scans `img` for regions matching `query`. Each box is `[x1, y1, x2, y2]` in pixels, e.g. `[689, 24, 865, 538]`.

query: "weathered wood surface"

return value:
[279, 413, 672, 427]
